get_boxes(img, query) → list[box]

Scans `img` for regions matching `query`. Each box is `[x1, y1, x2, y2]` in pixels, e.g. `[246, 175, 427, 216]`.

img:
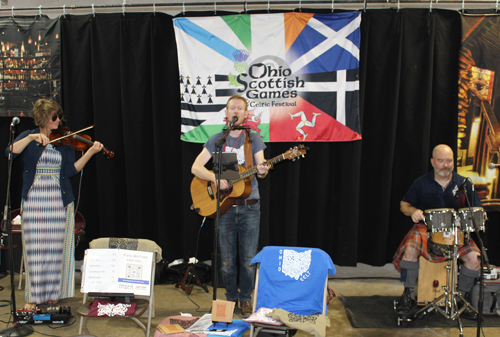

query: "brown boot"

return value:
[240, 300, 253, 318]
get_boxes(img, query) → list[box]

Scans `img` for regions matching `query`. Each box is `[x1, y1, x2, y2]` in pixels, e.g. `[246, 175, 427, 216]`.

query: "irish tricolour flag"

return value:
[174, 12, 362, 143]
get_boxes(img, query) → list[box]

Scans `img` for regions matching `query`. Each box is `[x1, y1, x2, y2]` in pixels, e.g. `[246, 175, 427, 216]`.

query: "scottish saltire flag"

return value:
[174, 12, 362, 143]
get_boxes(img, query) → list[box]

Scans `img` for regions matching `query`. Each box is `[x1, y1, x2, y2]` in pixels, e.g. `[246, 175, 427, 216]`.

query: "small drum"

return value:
[424, 208, 456, 233]
[424, 208, 464, 246]
[457, 207, 487, 232]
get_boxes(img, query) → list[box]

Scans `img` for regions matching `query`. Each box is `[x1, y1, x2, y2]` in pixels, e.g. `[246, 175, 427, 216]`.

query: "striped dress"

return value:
[21, 146, 75, 304]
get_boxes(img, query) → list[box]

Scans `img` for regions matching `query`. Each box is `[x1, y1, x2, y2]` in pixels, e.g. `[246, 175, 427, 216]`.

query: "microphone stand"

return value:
[462, 179, 489, 337]
[212, 126, 232, 301]
[0, 123, 33, 337]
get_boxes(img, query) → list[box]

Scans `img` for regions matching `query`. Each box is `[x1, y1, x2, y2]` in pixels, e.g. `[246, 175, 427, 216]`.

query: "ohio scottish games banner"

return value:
[174, 12, 362, 143]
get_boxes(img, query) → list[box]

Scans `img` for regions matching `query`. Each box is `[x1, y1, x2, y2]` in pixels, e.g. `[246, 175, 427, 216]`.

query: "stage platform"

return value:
[0, 263, 498, 336]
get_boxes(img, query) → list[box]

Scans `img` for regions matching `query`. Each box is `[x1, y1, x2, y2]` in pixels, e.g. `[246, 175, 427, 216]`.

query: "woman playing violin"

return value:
[5, 99, 103, 311]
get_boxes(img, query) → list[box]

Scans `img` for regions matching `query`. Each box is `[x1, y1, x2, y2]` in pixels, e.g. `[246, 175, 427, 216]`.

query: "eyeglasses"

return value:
[51, 114, 63, 122]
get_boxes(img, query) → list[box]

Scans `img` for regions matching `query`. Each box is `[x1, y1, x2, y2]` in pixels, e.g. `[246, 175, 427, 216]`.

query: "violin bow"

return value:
[47, 125, 95, 145]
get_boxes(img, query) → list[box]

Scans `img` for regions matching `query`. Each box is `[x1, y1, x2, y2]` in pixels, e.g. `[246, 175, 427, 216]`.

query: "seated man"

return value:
[393, 144, 481, 319]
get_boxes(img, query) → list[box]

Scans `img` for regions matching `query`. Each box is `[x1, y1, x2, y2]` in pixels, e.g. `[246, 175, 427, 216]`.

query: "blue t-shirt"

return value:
[204, 130, 266, 200]
[402, 171, 482, 211]
[251, 246, 336, 315]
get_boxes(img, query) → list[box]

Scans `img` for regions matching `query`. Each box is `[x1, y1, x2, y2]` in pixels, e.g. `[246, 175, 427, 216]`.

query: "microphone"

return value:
[455, 178, 468, 198]
[489, 163, 500, 169]
[228, 116, 238, 129]
[10, 116, 20, 127]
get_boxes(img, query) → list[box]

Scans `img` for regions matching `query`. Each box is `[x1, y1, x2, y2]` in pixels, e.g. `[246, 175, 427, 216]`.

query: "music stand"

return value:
[212, 153, 239, 180]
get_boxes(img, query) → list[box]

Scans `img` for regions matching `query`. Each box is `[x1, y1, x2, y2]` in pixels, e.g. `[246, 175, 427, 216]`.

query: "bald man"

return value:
[393, 144, 481, 319]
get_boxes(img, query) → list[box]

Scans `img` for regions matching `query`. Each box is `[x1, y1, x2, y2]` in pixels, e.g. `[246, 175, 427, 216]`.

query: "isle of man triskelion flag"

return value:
[173, 12, 362, 143]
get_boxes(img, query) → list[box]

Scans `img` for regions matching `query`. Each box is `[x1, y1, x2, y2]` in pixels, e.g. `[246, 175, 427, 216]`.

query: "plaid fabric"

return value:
[393, 223, 479, 272]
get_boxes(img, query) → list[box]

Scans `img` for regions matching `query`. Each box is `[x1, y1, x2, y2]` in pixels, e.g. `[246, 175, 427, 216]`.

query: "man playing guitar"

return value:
[191, 94, 269, 318]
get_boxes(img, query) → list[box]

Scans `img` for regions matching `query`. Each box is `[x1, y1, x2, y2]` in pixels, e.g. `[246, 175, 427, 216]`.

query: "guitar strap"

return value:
[244, 129, 254, 181]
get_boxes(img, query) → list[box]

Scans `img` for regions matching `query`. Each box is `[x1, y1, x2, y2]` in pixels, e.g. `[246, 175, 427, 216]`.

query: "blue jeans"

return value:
[218, 201, 260, 302]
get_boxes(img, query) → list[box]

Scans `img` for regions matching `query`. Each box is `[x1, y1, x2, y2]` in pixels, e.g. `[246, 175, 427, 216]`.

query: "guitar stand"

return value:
[175, 263, 209, 295]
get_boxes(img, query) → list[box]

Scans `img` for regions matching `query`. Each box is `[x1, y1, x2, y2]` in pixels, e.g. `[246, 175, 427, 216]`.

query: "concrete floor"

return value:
[0, 263, 499, 337]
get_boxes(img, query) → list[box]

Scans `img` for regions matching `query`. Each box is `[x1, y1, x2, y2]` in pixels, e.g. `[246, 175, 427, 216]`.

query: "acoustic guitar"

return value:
[190, 145, 307, 218]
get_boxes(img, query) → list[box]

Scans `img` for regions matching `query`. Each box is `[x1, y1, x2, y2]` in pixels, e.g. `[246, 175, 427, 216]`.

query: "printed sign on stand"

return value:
[81, 248, 153, 296]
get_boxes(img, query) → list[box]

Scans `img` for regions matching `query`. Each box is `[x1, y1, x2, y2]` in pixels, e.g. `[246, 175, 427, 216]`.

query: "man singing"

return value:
[191, 94, 269, 317]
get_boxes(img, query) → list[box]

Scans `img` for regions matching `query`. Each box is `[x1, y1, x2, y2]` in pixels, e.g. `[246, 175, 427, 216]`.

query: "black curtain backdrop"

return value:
[2, 9, 499, 268]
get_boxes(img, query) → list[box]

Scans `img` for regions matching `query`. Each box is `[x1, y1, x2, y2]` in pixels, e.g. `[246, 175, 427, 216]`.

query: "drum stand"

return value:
[396, 229, 477, 337]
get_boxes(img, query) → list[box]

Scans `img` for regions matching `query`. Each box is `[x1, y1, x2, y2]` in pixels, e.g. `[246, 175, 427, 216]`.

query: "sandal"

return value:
[326, 285, 336, 305]
[22, 303, 37, 312]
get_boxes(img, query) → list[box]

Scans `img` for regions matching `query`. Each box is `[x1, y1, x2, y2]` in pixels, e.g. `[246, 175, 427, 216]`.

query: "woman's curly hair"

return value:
[32, 99, 64, 127]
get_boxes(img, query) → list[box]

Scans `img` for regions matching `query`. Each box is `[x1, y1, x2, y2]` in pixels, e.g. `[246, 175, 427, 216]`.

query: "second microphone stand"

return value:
[461, 180, 490, 337]
[0, 123, 33, 337]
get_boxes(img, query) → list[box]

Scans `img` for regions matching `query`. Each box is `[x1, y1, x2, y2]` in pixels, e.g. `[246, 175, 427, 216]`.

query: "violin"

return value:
[49, 126, 115, 159]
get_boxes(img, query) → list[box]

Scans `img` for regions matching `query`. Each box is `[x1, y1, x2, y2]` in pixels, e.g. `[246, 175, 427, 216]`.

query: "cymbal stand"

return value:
[413, 224, 477, 337]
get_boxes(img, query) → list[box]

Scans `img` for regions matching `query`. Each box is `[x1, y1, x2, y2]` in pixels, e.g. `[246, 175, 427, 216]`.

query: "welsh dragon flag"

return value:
[174, 12, 362, 143]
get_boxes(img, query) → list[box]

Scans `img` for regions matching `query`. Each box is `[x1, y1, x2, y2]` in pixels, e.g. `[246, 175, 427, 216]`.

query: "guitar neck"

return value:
[231, 153, 287, 183]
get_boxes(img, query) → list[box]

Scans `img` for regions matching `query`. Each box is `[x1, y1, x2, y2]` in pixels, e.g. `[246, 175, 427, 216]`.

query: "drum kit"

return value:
[396, 206, 487, 331]
[425, 207, 485, 249]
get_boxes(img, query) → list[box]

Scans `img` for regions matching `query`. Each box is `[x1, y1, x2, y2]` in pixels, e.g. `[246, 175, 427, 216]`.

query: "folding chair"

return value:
[248, 246, 336, 337]
[77, 237, 162, 337]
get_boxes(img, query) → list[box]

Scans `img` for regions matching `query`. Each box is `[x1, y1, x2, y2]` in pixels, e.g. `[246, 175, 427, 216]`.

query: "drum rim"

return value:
[457, 207, 484, 212]
[424, 208, 456, 213]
